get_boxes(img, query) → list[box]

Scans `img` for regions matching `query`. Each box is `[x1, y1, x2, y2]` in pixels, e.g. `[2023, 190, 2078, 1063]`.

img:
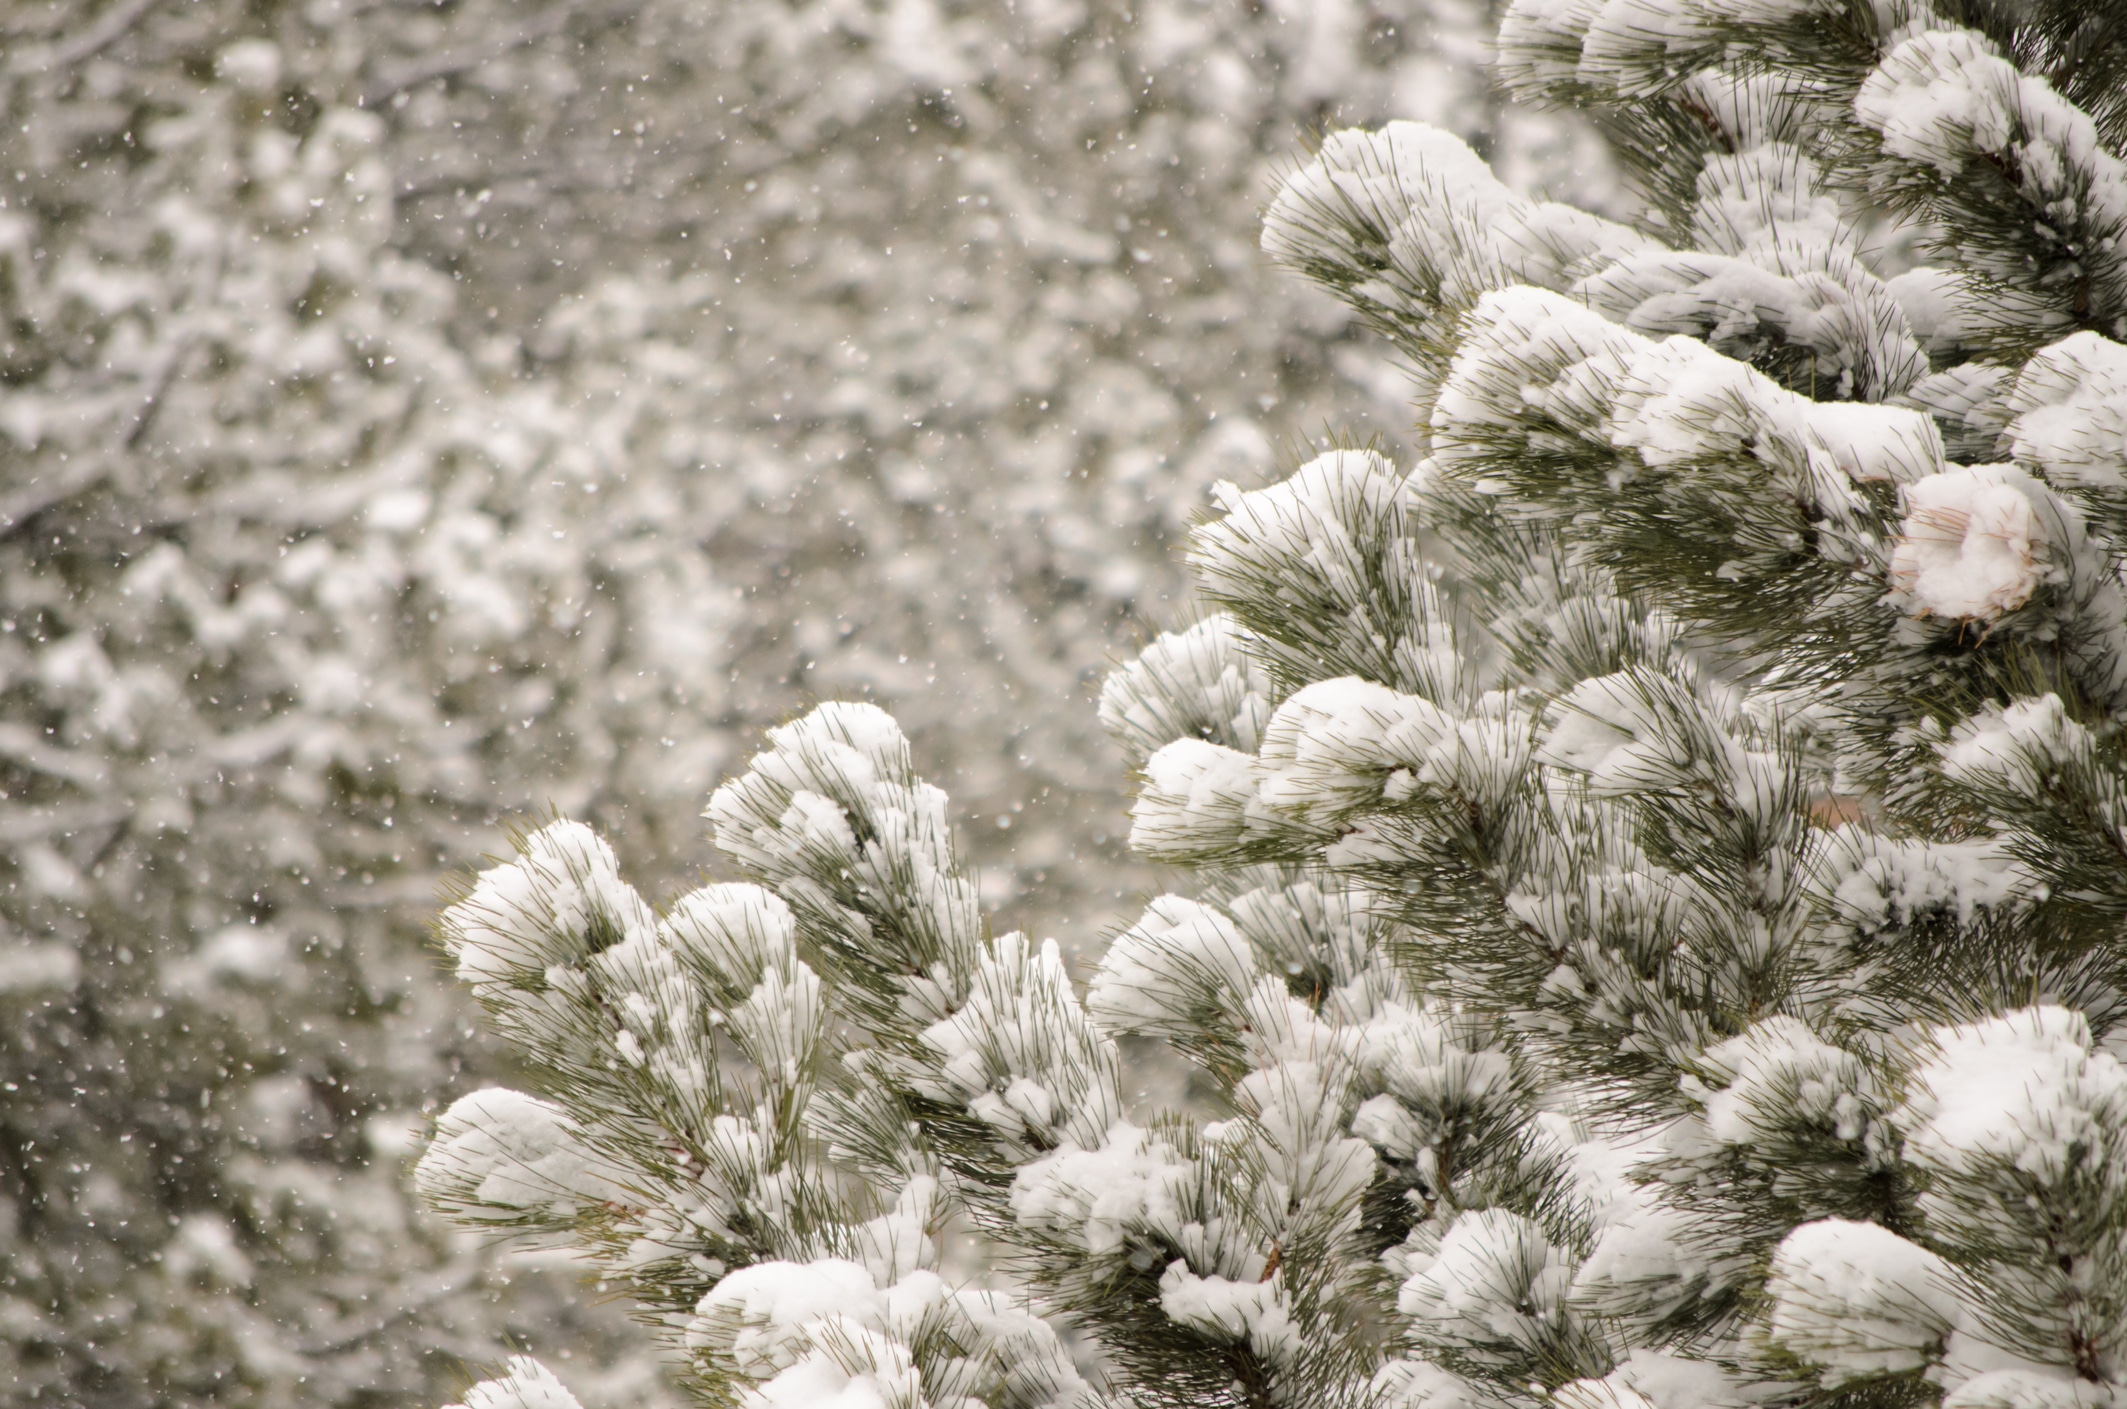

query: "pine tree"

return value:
[3, 0, 1552, 1403]
[416, 0, 2127, 1403]
[388, 0, 1616, 944]
[0, 7, 726, 1403]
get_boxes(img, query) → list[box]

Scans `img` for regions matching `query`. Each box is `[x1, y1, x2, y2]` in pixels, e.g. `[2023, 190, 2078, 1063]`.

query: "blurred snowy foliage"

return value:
[0, 0, 1604, 1404]
[410, 0, 2127, 1395]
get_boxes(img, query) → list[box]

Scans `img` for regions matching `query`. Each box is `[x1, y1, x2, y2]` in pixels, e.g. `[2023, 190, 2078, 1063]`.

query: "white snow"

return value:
[1691, 143, 1844, 255]
[441, 1358, 585, 1409]
[1256, 676, 1455, 817]
[1938, 693, 2095, 793]
[1764, 1219, 1962, 1380]
[1008, 1123, 1194, 1258]
[1940, 1369, 2116, 1409]
[1433, 285, 1645, 451]
[1574, 215, 1927, 402]
[690, 1258, 883, 1378]
[1554, 1350, 1752, 1409]
[1350, 1092, 1429, 1161]
[740, 1351, 897, 1409]
[1262, 122, 1520, 270]
[706, 701, 986, 1013]
[1229, 1059, 1377, 1219]
[414, 1087, 629, 1223]
[1264, 122, 1655, 326]
[1538, 671, 1680, 787]
[1100, 615, 1273, 765]
[916, 931, 1121, 1152]
[851, 1178, 940, 1285]
[1567, 1202, 1704, 1322]
[1372, 1357, 1484, 1409]
[1087, 895, 1260, 1035]
[1398, 1208, 1572, 1351]
[1437, 284, 1936, 526]
[442, 821, 657, 989]
[1824, 834, 2037, 935]
[1356, 1004, 1518, 1128]
[660, 883, 800, 985]
[1694, 1016, 1875, 1146]
[1192, 449, 1408, 620]
[2005, 331, 2127, 493]
[1858, 29, 2127, 260]
[1157, 1260, 1294, 1350]
[1887, 463, 2060, 622]
[737, 1327, 921, 1409]
[1537, 670, 1782, 810]
[1127, 736, 1267, 856]
[1606, 332, 1937, 491]
[1495, 0, 1609, 92]
[1898, 1005, 2127, 1189]
[686, 1242, 1090, 1407]
[163, 1214, 255, 1289]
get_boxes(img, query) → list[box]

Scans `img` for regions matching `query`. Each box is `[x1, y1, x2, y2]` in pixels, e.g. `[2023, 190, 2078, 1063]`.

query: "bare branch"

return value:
[359, 0, 642, 108]
[8, 0, 165, 76]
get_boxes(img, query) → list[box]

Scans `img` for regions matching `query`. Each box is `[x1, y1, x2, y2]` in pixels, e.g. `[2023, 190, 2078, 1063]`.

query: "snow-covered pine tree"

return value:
[395, 0, 1616, 943]
[9, 0, 1560, 1401]
[417, 1, 2127, 1407]
[0, 9, 726, 1402]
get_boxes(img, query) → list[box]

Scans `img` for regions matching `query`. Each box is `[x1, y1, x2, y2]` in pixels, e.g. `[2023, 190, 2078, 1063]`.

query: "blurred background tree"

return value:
[0, 0, 1603, 1403]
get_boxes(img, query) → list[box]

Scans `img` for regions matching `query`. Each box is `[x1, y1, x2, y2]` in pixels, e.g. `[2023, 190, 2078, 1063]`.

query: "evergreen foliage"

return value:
[0, 7, 710, 1401]
[2, 0, 1564, 1403]
[421, 0, 2127, 1404]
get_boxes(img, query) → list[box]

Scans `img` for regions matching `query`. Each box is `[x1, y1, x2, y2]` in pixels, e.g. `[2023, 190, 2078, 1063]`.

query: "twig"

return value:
[359, 0, 641, 108]
[11, 0, 165, 76]
[289, 1258, 483, 1356]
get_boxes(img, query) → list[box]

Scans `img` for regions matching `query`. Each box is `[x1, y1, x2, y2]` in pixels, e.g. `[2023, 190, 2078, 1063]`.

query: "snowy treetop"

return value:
[416, 0, 2127, 1406]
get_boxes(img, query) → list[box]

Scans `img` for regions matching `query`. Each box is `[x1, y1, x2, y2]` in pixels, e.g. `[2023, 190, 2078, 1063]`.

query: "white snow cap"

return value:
[689, 1258, 884, 1378]
[1261, 121, 1517, 265]
[688, 1250, 1092, 1408]
[1941, 1370, 2118, 1409]
[1009, 1122, 1193, 1259]
[1824, 834, 2037, 938]
[707, 702, 928, 877]
[1372, 1357, 1484, 1409]
[1695, 1016, 1875, 1147]
[441, 821, 656, 988]
[1399, 1208, 1572, 1352]
[1256, 676, 1454, 817]
[1604, 330, 1938, 489]
[1192, 449, 1406, 612]
[1898, 1005, 2127, 1191]
[737, 1327, 922, 1409]
[1263, 122, 1654, 317]
[1100, 614, 1272, 766]
[660, 882, 800, 984]
[1764, 1219, 1962, 1381]
[442, 1357, 584, 1409]
[1088, 895, 1259, 1036]
[1128, 736, 1266, 856]
[1938, 693, 2095, 795]
[1888, 463, 2061, 622]
[1553, 1349, 1754, 1409]
[414, 1087, 628, 1223]
[2005, 331, 2127, 493]
[1158, 1260, 1299, 1362]
[1436, 284, 1934, 519]
[1857, 30, 2127, 248]
[916, 930, 1122, 1152]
